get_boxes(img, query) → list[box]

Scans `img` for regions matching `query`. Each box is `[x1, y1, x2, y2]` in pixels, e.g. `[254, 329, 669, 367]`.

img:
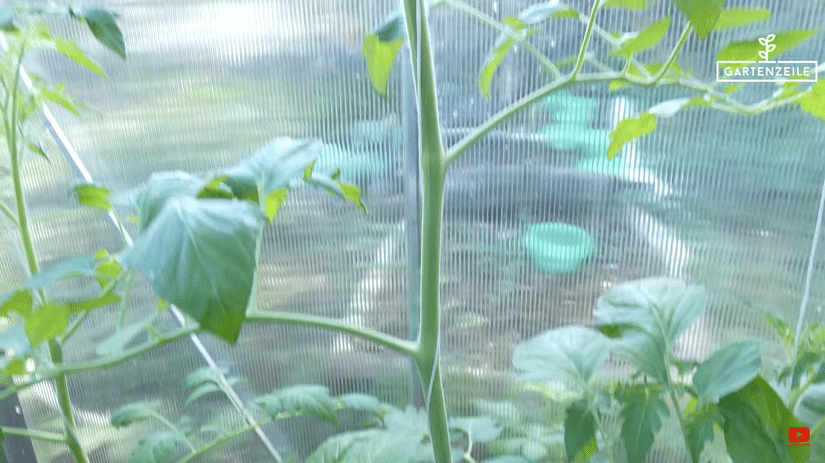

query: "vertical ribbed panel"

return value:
[2, 0, 824, 462]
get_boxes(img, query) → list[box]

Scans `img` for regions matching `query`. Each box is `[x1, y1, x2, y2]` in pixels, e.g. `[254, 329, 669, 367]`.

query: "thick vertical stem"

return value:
[401, 0, 451, 461]
[5, 38, 90, 463]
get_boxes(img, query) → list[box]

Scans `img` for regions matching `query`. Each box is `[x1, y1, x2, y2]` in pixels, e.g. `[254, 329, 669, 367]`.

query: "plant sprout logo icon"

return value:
[758, 34, 776, 62]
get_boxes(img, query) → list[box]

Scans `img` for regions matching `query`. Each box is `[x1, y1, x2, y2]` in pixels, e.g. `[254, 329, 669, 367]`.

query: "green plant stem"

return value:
[150, 410, 196, 452]
[5, 36, 90, 463]
[667, 387, 693, 460]
[174, 417, 269, 463]
[0, 426, 66, 442]
[401, 1, 453, 462]
[571, 0, 601, 79]
[650, 23, 692, 83]
[246, 313, 416, 357]
[445, 0, 561, 79]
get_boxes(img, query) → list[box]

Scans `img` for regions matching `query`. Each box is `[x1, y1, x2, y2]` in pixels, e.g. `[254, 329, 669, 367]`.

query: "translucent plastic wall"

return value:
[1, 0, 824, 462]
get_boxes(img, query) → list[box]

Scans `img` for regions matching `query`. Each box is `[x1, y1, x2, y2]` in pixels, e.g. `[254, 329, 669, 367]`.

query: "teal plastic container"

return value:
[522, 223, 595, 275]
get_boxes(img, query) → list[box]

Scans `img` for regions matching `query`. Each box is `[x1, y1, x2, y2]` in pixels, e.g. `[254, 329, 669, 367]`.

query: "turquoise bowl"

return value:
[522, 223, 595, 275]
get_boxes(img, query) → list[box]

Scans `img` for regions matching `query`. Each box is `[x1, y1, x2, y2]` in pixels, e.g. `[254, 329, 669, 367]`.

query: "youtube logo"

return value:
[788, 426, 810, 446]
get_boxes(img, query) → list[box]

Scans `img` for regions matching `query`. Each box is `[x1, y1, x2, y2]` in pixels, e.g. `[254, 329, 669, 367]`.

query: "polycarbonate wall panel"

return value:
[2, 0, 824, 462]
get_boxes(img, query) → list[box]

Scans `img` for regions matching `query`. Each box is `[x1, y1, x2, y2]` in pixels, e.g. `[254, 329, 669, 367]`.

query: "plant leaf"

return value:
[0, 290, 33, 318]
[512, 326, 610, 386]
[253, 384, 339, 426]
[111, 401, 162, 427]
[95, 316, 156, 356]
[121, 198, 262, 343]
[517, 2, 578, 23]
[794, 382, 825, 428]
[305, 169, 366, 213]
[125, 171, 206, 231]
[718, 376, 810, 463]
[594, 277, 708, 349]
[362, 14, 404, 98]
[693, 340, 761, 404]
[620, 385, 669, 463]
[714, 8, 770, 30]
[683, 399, 722, 463]
[673, 0, 722, 40]
[0, 7, 16, 32]
[612, 16, 670, 58]
[43, 34, 106, 77]
[479, 25, 538, 98]
[450, 416, 503, 443]
[24, 302, 69, 347]
[184, 383, 222, 407]
[338, 393, 389, 417]
[608, 112, 656, 159]
[564, 399, 597, 463]
[796, 80, 825, 121]
[74, 183, 112, 211]
[647, 97, 691, 118]
[602, 0, 649, 8]
[129, 431, 186, 463]
[182, 366, 230, 389]
[73, 9, 125, 59]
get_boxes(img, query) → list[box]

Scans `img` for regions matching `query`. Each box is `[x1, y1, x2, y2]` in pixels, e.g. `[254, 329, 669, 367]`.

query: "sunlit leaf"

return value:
[67, 291, 120, 313]
[517, 2, 578, 23]
[264, 187, 289, 222]
[72, 9, 125, 59]
[602, 0, 648, 8]
[74, 183, 112, 211]
[43, 33, 106, 77]
[125, 171, 206, 231]
[673, 0, 722, 39]
[253, 384, 339, 426]
[121, 198, 263, 343]
[797, 80, 825, 121]
[362, 30, 403, 98]
[22, 256, 97, 291]
[608, 112, 656, 159]
[479, 26, 538, 98]
[714, 8, 770, 30]
[111, 401, 162, 427]
[338, 393, 389, 417]
[0, 290, 33, 318]
[25, 302, 69, 347]
[40, 83, 81, 116]
[305, 169, 366, 213]
[612, 17, 670, 58]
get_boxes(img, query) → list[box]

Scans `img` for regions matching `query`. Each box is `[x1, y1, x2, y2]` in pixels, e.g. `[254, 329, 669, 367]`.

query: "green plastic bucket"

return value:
[522, 223, 595, 275]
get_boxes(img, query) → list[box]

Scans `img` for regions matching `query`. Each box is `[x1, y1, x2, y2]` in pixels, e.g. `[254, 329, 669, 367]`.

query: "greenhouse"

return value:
[1, 0, 824, 462]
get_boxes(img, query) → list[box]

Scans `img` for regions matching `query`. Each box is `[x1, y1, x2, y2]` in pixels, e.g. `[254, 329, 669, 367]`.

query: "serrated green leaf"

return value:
[338, 393, 388, 416]
[27, 142, 49, 161]
[673, 0, 722, 39]
[362, 32, 403, 98]
[479, 26, 538, 98]
[40, 82, 81, 116]
[253, 384, 339, 426]
[714, 8, 770, 30]
[620, 386, 669, 463]
[608, 112, 657, 159]
[0, 290, 33, 318]
[74, 183, 112, 211]
[797, 80, 825, 121]
[184, 383, 222, 407]
[129, 431, 186, 463]
[564, 399, 597, 462]
[25, 302, 69, 346]
[518, 2, 578, 23]
[612, 17, 670, 58]
[450, 416, 503, 443]
[718, 376, 810, 463]
[111, 401, 162, 427]
[306, 170, 366, 213]
[264, 187, 288, 222]
[95, 252, 123, 289]
[717, 30, 818, 71]
[74, 9, 125, 59]
[47, 35, 106, 77]
[684, 399, 722, 463]
[513, 326, 610, 386]
[121, 198, 262, 344]
[196, 175, 234, 200]
[693, 341, 761, 404]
